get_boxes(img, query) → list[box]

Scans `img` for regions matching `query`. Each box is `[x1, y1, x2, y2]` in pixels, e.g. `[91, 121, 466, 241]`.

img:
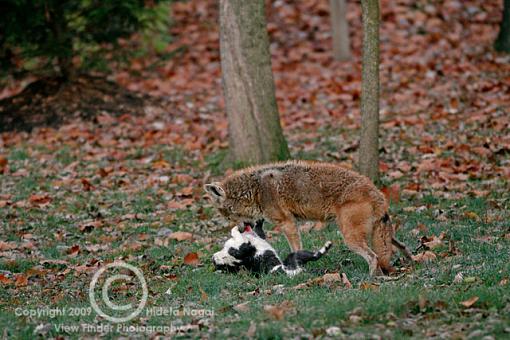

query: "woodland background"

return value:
[0, 0, 509, 338]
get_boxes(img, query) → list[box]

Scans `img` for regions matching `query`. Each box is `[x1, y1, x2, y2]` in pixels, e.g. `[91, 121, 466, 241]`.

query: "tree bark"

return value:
[330, 0, 351, 61]
[495, 0, 510, 52]
[219, 0, 290, 165]
[358, 0, 380, 182]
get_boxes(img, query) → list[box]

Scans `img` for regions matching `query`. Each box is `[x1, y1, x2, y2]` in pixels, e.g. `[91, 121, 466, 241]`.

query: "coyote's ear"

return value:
[204, 182, 226, 202]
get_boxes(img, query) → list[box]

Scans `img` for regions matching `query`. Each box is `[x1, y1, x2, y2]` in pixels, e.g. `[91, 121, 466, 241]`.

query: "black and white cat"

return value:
[212, 220, 332, 276]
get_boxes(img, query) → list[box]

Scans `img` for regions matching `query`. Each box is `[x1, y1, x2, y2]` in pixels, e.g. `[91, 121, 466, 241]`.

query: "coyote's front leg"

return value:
[279, 218, 302, 252]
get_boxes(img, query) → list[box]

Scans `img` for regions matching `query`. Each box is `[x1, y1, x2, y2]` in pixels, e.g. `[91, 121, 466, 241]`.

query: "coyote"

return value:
[204, 160, 412, 276]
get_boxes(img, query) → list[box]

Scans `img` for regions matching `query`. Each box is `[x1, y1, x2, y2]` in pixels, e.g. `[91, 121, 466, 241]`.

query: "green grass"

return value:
[1, 128, 509, 338]
[1, 188, 509, 338]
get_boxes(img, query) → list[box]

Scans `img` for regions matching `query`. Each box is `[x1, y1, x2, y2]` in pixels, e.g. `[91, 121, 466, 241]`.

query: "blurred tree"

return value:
[0, 0, 170, 80]
[219, 0, 290, 165]
[358, 0, 380, 182]
[329, 0, 351, 61]
[495, 0, 510, 52]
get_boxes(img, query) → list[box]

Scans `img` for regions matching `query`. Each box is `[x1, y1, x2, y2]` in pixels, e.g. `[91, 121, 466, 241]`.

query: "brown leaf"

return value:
[412, 251, 437, 263]
[183, 252, 200, 266]
[246, 321, 257, 337]
[81, 178, 94, 191]
[0, 200, 12, 208]
[233, 301, 250, 313]
[264, 301, 293, 320]
[152, 159, 170, 169]
[173, 174, 193, 184]
[359, 282, 380, 290]
[167, 200, 187, 210]
[460, 296, 479, 308]
[422, 235, 444, 249]
[0, 241, 17, 251]
[169, 231, 193, 241]
[0, 274, 12, 285]
[199, 286, 208, 302]
[15, 274, 28, 287]
[67, 244, 80, 257]
[341, 273, 352, 289]
[381, 184, 400, 204]
[78, 220, 103, 233]
[293, 272, 351, 290]
[0, 156, 7, 174]
[29, 193, 52, 207]
[177, 186, 194, 197]
[323, 273, 341, 284]
[124, 241, 143, 251]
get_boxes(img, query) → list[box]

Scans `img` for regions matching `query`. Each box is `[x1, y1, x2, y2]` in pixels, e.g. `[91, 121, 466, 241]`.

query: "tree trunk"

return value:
[358, 0, 380, 182]
[330, 0, 351, 61]
[495, 0, 510, 52]
[48, 2, 73, 80]
[219, 0, 290, 165]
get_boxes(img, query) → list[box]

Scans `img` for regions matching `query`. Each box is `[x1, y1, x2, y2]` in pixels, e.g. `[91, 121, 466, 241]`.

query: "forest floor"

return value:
[1, 0, 509, 338]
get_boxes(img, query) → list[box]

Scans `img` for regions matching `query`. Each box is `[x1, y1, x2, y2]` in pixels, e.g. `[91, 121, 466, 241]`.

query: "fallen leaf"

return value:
[67, 245, 80, 257]
[0, 156, 7, 173]
[453, 272, 463, 284]
[233, 301, 250, 313]
[323, 273, 341, 284]
[78, 220, 103, 233]
[124, 241, 143, 251]
[422, 234, 444, 249]
[177, 186, 194, 197]
[15, 274, 28, 287]
[152, 159, 170, 169]
[199, 286, 208, 301]
[167, 200, 187, 210]
[81, 178, 94, 191]
[183, 252, 200, 266]
[0, 200, 11, 208]
[29, 194, 52, 207]
[173, 174, 194, 184]
[0, 274, 12, 285]
[341, 273, 352, 288]
[412, 251, 437, 263]
[418, 294, 427, 310]
[169, 231, 193, 241]
[499, 278, 508, 286]
[359, 282, 380, 290]
[460, 296, 479, 308]
[246, 321, 257, 337]
[326, 326, 342, 337]
[464, 211, 480, 220]
[0, 241, 17, 251]
[264, 301, 293, 320]
[381, 184, 400, 204]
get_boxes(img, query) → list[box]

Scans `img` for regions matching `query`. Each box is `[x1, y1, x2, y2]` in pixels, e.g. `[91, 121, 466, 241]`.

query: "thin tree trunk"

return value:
[358, 0, 380, 182]
[495, 0, 510, 52]
[330, 0, 351, 61]
[219, 0, 290, 165]
[47, 2, 73, 80]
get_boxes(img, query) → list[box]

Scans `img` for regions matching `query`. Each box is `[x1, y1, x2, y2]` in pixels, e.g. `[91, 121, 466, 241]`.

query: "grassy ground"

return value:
[0, 119, 509, 338]
[2, 0, 509, 337]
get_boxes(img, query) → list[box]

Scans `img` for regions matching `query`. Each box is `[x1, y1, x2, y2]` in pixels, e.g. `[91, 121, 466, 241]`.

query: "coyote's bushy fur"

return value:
[205, 160, 412, 276]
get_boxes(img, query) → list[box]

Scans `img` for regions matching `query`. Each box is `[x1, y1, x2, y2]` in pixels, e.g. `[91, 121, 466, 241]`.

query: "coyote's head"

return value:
[204, 175, 261, 224]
